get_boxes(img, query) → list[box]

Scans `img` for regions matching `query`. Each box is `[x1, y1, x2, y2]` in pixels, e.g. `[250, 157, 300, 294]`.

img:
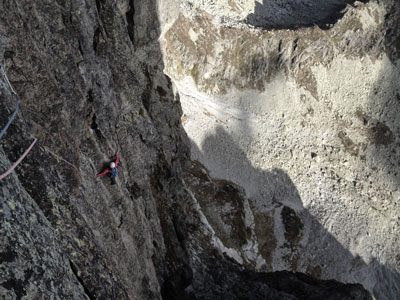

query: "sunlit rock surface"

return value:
[0, 0, 393, 299]
[162, 0, 400, 298]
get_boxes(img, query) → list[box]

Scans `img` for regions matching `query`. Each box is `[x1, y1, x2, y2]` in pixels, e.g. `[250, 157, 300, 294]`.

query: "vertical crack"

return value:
[93, 27, 101, 53]
[95, 0, 101, 14]
[126, 0, 135, 46]
[69, 260, 96, 300]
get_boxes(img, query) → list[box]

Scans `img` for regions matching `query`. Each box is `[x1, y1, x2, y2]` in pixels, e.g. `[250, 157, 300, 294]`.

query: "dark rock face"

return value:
[0, 160, 89, 300]
[183, 161, 252, 250]
[0, 0, 188, 298]
[0, 1, 373, 299]
[246, 0, 369, 29]
[187, 257, 372, 300]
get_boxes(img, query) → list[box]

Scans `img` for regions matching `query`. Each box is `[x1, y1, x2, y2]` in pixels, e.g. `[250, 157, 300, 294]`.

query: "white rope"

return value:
[0, 65, 17, 95]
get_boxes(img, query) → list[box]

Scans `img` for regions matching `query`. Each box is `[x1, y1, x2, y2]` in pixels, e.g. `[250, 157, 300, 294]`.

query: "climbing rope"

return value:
[44, 145, 83, 183]
[0, 66, 31, 133]
[0, 98, 20, 140]
[0, 65, 36, 180]
[0, 65, 16, 94]
[0, 66, 81, 182]
[0, 138, 37, 180]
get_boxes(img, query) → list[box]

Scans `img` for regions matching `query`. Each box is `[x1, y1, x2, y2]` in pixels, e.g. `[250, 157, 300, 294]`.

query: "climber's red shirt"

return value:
[96, 153, 120, 177]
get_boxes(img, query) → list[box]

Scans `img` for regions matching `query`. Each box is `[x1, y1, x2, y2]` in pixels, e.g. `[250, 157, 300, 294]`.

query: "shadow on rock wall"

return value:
[367, 0, 400, 195]
[246, 0, 369, 29]
[190, 125, 400, 300]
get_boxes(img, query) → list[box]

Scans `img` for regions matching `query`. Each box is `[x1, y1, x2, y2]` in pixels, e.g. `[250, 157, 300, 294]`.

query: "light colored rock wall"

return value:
[0, 0, 379, 299]
[162, 0, 400, 298]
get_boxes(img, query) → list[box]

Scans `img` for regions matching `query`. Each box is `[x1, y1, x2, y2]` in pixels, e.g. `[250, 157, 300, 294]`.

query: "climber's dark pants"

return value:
[111, 176, 116, 185]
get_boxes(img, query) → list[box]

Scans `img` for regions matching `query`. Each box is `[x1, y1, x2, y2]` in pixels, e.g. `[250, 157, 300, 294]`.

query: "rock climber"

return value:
[97, 152, 120, 185]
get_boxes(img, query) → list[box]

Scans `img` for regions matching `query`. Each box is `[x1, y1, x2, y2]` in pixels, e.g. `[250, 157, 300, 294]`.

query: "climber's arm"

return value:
[115, 152, 120, 167]
[97, 168, 110, 177]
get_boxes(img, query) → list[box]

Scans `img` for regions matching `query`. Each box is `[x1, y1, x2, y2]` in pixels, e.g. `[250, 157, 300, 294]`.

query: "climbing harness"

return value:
[0, 65, 36, 180]
[0, 138, 37, 180]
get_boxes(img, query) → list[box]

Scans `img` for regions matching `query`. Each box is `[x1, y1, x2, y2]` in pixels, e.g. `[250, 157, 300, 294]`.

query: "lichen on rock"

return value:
[0, 0, 395, 299]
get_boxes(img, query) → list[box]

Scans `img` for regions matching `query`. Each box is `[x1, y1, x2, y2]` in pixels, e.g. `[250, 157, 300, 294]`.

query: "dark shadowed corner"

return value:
[246, 0, 369, 30]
